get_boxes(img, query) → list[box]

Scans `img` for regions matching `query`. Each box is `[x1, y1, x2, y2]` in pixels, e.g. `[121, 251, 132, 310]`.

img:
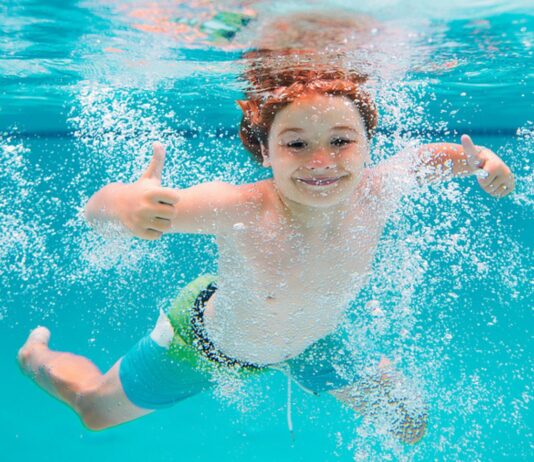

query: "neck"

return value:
[275, 189, 351, 231]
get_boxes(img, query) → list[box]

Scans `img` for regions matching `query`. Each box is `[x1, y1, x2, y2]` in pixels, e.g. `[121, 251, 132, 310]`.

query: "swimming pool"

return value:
[1, 1, 532, 461]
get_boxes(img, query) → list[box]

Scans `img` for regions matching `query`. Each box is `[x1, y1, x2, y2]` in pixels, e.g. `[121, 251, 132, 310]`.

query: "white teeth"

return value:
[296, 177, 342, 186]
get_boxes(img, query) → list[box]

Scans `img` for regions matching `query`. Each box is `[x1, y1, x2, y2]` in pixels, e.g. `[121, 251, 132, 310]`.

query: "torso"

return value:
[204, 169, 392, 365]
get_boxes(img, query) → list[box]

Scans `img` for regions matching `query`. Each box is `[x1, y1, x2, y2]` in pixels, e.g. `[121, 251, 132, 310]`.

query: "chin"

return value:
[291, 187, 353, 208]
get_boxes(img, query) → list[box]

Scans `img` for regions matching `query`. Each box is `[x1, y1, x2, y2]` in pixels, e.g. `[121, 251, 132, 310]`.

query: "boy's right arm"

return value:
[85, 143, 257, 239]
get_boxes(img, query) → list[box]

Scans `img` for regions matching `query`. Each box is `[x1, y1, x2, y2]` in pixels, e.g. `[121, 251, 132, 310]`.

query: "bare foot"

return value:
[350, 358, 428, 444]
[376, 364, 428, 444]
[17, 326, 104, 409]
[17, 326, 65, 401]
[17, 326, 51, 378]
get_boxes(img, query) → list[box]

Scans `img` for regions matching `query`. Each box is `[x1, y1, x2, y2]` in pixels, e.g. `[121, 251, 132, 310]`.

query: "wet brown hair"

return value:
[237, 50, 378, 163]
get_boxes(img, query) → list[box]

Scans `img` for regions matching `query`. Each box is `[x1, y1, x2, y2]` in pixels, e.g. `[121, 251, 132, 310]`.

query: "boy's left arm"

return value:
[415, 134, 515, 197]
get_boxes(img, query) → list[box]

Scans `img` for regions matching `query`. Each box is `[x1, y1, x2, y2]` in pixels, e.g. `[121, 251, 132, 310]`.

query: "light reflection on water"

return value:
[1, 0, 532, 132]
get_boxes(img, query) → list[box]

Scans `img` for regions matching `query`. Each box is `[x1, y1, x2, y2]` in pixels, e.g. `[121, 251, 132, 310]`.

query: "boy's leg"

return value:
[329, 357, 427, 444]
[17, 326, 152, 430]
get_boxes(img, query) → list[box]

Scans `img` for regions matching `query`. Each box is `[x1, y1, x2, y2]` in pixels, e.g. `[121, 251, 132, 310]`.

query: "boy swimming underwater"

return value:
[17, 71, 514, 444]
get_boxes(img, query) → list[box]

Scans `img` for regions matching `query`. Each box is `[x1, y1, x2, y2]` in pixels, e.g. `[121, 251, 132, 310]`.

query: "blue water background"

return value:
[1, 1, 533, 461]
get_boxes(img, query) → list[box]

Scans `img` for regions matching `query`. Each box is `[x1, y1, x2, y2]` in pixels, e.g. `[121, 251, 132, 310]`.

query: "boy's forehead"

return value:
[273, 94, 363, 132]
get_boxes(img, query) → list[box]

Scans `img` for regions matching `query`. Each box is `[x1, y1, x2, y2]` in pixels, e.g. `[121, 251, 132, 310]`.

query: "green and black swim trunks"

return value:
[119, 275, 365, 410]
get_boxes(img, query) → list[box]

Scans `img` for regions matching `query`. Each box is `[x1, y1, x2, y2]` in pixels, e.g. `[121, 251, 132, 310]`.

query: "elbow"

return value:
[84, 192, 102, 227]
[84, 182, 124, 222]
[83, 202, 94, 225]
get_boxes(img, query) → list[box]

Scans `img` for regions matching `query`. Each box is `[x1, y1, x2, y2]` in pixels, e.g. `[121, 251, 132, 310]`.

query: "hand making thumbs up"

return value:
[461, 134, 515, 198]
[141, 142, 168, 183]
[115, 142, 180, 240]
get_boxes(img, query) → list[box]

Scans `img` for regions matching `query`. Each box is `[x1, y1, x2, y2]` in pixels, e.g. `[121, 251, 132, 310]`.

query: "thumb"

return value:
[141, 142, 166, 182]
[461, 134, 483, 169]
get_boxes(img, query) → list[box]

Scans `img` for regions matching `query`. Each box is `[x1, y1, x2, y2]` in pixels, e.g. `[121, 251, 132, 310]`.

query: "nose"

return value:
[306, 149, 336, 171]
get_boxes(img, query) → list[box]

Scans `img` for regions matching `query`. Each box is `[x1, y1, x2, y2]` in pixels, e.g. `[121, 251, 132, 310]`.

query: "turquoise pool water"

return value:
[1, 1, 532, 461]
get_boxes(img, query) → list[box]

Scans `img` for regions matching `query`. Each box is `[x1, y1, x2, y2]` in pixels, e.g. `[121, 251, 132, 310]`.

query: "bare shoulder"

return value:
[235, 179, 270, 202]
[249, 178, 277, 201]
[219, 179, 269, 211]
[371, 147, 420, 180]
[214, 179, 274, 231]
[250, 178, 286, 212]
[358, 167, 382, 196]
[365, 148, 422, 206]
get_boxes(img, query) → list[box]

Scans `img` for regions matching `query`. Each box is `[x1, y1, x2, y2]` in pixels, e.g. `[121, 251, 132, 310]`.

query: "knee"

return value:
[78, 403, 116, 431]
[81, 415, 111, 431]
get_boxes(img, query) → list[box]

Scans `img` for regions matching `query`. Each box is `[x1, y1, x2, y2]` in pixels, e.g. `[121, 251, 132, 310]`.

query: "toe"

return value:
[27, 326, 51, 346]
[17, 326, 51, 368]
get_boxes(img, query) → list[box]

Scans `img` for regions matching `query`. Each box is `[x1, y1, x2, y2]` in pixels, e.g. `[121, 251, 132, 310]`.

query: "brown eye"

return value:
[331, 137, 354, 147]
[287, 140, 307, 150]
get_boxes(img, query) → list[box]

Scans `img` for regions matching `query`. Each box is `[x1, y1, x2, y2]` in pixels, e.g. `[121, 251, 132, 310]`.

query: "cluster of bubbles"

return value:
[343, 119, 532, 458]
[64, 83, 214, 328]
[0, 136, 52, 319]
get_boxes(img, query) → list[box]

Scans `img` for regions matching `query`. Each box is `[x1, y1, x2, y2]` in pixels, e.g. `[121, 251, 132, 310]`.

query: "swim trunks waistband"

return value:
[190, 282, 262, 370]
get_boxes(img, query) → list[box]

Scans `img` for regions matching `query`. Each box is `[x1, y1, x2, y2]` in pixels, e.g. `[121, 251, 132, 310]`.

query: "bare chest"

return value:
[211, 210, 384, 363]
[219, 209, 384, 299]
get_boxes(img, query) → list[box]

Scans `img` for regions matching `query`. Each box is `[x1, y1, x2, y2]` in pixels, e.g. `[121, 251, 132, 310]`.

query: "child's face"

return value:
[265, 93, 370, 208]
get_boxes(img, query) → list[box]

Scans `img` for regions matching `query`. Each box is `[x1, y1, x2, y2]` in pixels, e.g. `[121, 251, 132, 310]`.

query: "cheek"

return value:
[270, 157, 292, 181]
[271, 151, 296, 173]
[356, 145, 371, 164]
[342, 150, 368, 170]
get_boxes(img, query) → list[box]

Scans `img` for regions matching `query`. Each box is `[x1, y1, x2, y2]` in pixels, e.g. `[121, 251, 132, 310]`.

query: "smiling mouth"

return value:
[295, 176, 346, 186]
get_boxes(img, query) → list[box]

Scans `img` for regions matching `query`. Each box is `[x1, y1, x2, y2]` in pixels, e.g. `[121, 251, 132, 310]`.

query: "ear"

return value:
[237, 100, 249, 112]
[260, 143, 271, 167]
